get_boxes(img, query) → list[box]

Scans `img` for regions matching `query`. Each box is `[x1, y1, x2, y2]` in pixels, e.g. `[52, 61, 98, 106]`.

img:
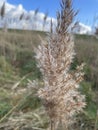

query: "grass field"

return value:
[0, 29, 98, 129]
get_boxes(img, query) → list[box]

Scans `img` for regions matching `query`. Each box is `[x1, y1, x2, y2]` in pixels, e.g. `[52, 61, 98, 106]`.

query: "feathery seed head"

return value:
[35, 0, 86, 128]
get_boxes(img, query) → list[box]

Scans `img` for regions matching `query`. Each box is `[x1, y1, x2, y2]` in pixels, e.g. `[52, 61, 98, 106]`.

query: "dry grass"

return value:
[35, 0, 86, 129]
[75, 34, 98, 89]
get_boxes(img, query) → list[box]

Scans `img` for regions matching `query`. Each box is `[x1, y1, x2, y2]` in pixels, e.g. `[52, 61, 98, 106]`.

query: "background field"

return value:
[0, 29, 98, 129]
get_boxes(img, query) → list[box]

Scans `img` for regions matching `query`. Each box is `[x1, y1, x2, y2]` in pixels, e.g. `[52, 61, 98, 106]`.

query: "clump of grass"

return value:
[35, 0, 86, 129]
[0, 88, 12, 119]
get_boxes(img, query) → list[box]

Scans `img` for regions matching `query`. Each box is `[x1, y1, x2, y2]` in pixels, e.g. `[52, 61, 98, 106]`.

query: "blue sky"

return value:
[6, 0, 98, 26]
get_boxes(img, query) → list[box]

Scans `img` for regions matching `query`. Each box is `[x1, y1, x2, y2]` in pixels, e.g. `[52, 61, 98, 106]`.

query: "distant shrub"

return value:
[95, 27, 98, 35]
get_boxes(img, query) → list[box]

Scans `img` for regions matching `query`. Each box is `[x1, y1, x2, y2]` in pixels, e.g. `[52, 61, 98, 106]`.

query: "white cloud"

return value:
[0, 0, 92, 34]
[72, 22, 92, 34]
[0, 0, 6, 8]
[0, 0, 57, 31]
[77, 23, 92, 34]
[0, 0, 6, 3]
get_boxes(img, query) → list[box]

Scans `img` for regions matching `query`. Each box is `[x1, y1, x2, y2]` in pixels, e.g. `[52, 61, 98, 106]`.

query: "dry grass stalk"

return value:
[0, 2, 5, 19]
[35, 0, 86, 129]
[43, 11, 48, 30]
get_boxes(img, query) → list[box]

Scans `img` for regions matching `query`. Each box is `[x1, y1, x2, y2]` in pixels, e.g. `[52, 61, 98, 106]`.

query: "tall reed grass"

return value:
[35, 0, 86, 129]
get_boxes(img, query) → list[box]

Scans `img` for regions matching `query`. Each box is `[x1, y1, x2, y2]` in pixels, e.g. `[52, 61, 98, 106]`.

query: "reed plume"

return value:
[0, 2, 5, 19]
[35, 0, 86, 129]
[43, 11, 48, 30]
